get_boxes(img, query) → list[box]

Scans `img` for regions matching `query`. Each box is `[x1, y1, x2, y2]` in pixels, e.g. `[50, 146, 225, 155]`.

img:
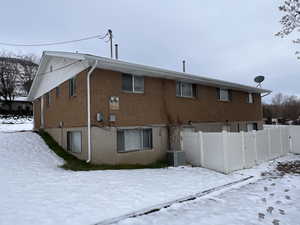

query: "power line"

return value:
[0, 33, 109, 47]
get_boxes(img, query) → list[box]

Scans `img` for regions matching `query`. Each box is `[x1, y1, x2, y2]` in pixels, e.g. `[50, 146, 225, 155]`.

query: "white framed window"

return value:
[176, 81, 197, 98]
[247, 93, 254, 103]
[56, 86, 60, 97]
[69, 77, 76, 97]
[247, 123, 258, 131]
[117, 128, 153, 152]
[217, 88, 231, 101]
[67, 131, 82, 153]
[45, 92, 51, 107]
[122, 73, 144, 93]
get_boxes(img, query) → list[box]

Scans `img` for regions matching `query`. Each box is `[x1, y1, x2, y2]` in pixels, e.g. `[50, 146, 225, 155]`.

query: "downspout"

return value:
[86, 60, 98, 163]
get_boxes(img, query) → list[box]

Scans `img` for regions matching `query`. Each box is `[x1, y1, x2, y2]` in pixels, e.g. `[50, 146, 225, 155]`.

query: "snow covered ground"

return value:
[0, 131, 249, 225]
[116, 158, 300, 225]
[0, 116, 33, 132]
[0, 127, 299, 225]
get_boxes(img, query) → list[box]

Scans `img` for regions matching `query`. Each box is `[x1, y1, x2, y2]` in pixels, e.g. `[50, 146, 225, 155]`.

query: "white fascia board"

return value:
[44, 51, 86, 60]
[28, 55, 89, 101]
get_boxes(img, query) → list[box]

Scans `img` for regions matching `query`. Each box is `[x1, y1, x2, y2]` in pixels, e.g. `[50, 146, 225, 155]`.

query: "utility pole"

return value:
[108, 29, 113, 59]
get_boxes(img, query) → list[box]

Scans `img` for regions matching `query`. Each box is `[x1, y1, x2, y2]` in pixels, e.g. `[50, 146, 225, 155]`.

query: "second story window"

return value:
[247, 93, 254, 103]
[69, 77, 76, 97]
[45, 92, 50, 107]
[122, 73, 144, 93]
[217, 88, 231, 101]
[56, 86, 60, 97]
[176, 81, 197, 98]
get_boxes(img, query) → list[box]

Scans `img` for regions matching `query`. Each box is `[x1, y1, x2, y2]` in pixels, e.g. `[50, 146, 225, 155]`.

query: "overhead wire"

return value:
[0, 33, 109, 47]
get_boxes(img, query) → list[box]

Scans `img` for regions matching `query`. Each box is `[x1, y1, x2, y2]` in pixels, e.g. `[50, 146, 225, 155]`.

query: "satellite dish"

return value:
[254, 75, 265, 83]
[254, 75, 265, 87]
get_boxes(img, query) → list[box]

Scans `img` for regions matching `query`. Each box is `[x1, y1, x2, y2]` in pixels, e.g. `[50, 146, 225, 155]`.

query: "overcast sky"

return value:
[0, 0, 298, 102]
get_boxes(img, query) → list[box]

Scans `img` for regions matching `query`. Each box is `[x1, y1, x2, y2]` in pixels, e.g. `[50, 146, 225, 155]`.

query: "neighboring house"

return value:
[28, 51, 271, 165]
[0, 96, 32, 115]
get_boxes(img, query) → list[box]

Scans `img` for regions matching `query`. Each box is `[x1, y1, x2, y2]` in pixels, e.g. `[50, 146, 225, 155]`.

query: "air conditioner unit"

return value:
[167, 151, 186, 167]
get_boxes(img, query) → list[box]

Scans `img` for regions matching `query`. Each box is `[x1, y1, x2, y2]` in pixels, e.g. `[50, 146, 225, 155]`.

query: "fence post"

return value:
[289, 126, 293, 153]
[279, 127, 284, 156]
[241, 131, 246, 168]
[267, 128, 272, 160]
[199, 131, 204, 166]
[253, 130, 258, 165]
[222, 130, 229, 174]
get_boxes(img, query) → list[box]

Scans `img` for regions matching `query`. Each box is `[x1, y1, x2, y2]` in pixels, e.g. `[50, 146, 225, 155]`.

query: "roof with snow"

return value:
[28, 51, 271, 101]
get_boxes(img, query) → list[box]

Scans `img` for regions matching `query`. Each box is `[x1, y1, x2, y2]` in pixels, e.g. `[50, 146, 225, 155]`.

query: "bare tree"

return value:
[276, 0, 300, 59]
[0, 57, 19, 111]
[18, 55, 38, 95]
[276, 0, 300, 39]
[0, 52, 38, 112]
[263, 92, 300, 123]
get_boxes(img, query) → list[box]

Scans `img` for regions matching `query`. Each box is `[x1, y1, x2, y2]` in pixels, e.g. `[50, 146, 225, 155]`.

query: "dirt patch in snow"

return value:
[277, 161, 300, 175]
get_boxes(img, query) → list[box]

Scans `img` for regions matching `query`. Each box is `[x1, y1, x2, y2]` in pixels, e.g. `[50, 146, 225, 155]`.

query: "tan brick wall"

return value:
[33, 68, 263, 129]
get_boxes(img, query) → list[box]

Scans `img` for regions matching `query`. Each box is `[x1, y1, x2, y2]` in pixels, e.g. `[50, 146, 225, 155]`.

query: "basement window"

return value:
[69, 77, 76, 97]
[247, 123, 258, 131]
[117, 128, 153, 152]
[122, 73, 144, 93]
[247, 93, 254, 104]
[217, 88, 231, 101]
[67, 131, 82, 153]
[176, 81, 197, 98]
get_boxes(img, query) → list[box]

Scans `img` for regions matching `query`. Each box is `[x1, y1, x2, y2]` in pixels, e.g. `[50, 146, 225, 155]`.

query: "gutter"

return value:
[86, 60, 98, 163]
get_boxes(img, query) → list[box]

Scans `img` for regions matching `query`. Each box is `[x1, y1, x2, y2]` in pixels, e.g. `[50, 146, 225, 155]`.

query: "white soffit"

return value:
[28, 55, 88, 100]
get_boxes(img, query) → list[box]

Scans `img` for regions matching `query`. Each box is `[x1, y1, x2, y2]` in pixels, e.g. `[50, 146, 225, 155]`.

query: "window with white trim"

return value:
[117, 128, 153, 152]
[67, 131, 82, 153]
[45, 92, 51, 107]
[56, 86, 60, 97]
[69, 77, 76, 97]
[247, 123, 258, 131]
[247, 93, 254, 103]
[176, 81, 197, 98]
[122, 73, 144, 93]
[217, 88, 231, 101]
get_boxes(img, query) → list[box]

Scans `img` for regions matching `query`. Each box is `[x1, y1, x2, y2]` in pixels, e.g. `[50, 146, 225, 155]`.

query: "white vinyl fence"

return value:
[182, 126, 292, 174]
[289, 126, 300, 154]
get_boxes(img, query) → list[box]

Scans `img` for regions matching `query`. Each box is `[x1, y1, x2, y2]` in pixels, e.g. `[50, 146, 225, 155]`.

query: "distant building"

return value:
[0, 96, 32, 115]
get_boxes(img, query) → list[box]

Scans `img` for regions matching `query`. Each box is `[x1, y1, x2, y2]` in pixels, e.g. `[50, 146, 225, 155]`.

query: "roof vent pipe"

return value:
[182, 60, 186, 73]
[115, 44, 118, 60]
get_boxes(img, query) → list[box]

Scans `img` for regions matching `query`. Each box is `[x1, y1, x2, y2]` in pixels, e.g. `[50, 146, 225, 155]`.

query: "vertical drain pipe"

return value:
[86, 60, 98, 163]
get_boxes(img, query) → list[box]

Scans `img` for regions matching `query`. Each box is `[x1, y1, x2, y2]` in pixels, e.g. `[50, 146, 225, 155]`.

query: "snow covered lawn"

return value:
[0, 116, 33, 132]
[0, 131, 248, 225]
[117, 158, 300, 225]
[1, 130, 299, 225]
